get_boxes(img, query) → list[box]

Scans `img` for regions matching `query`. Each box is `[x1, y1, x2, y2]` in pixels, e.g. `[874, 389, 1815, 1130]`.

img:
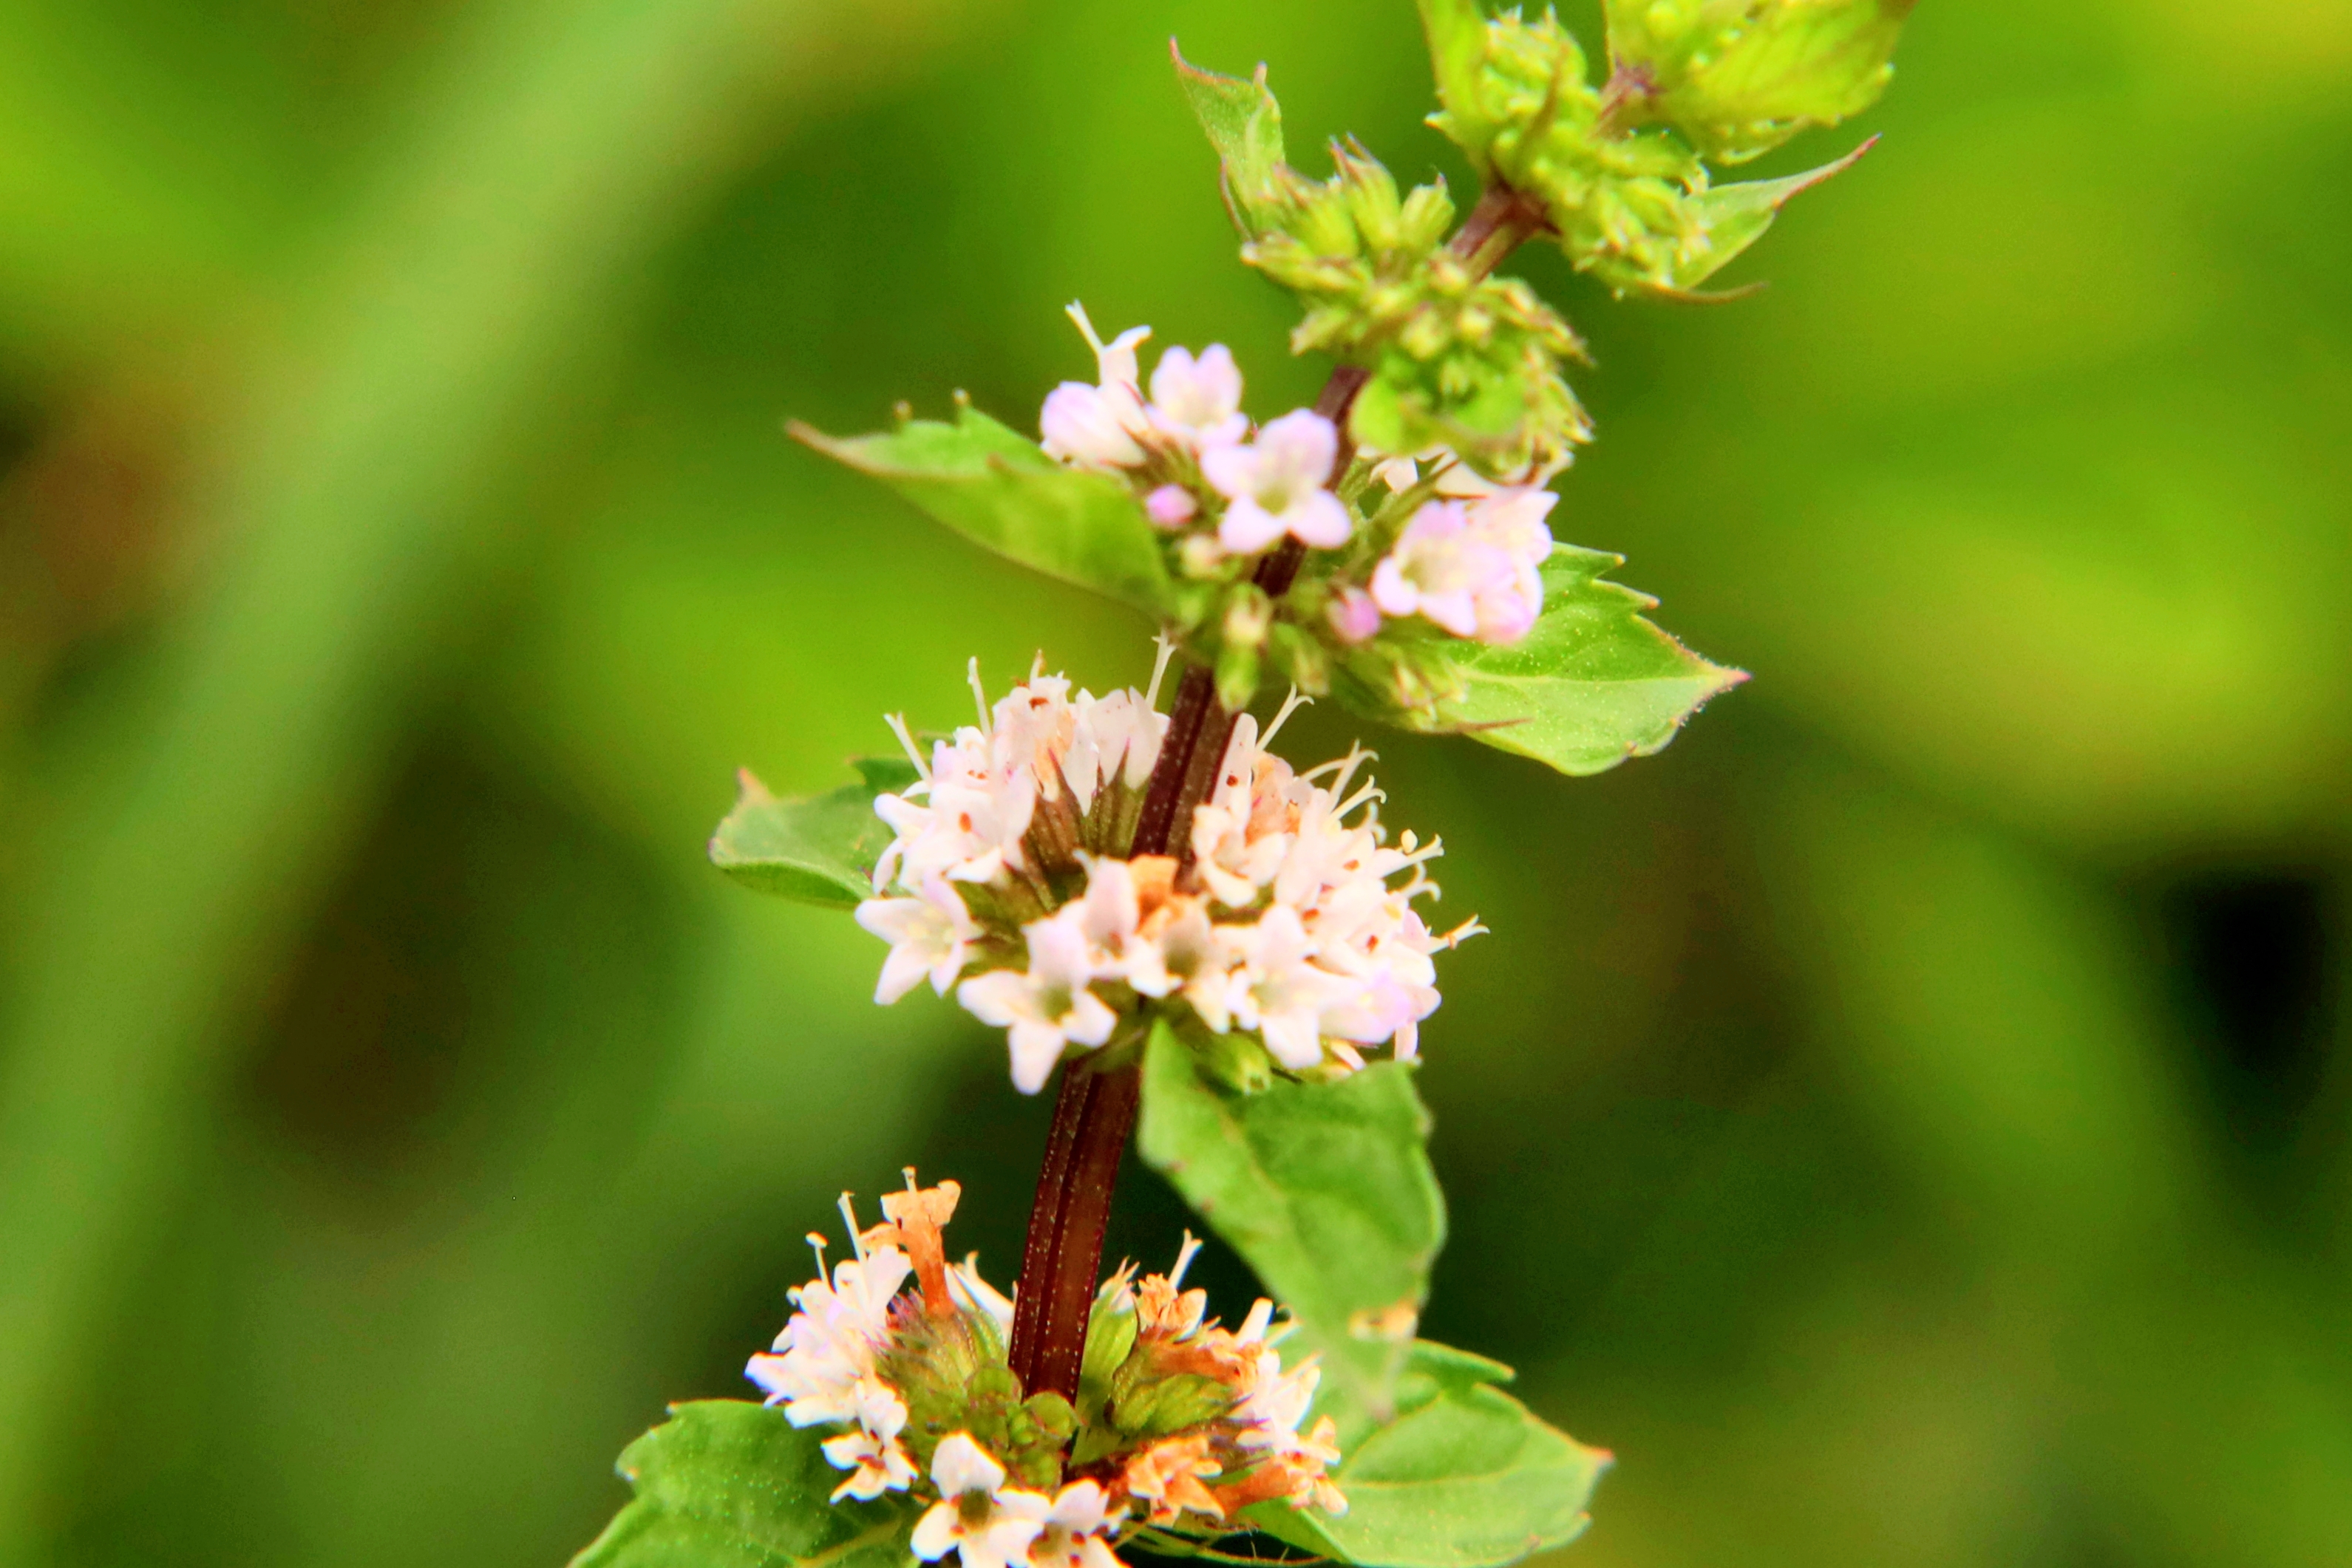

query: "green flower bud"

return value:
[1111, 1370, 1236, 1439]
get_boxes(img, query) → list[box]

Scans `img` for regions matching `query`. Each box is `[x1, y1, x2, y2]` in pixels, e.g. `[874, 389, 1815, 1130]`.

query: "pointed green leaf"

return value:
[1135, 1022, 1446, 1439]
[1416, 0, 1495, 164]
[708, 757, 917, 908]
[1599, 140, 1875, 299]
[1347, 547, 1744, 775]
[1245, 1369, 1611, 1568]
[1605, 0, 1909, 163]
[1171, 44, 1291, 233]
[791, 405, 1172, 616]
[571, 1400, 917, 1568]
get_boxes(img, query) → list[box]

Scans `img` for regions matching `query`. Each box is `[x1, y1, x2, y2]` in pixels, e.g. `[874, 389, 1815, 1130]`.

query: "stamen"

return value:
[1260, 686, 1313, 747]
[1396, 834, 1445, 867]
[1146, 633, 1177, 711]
[837, 1193, 865, 1261]
[1168, 1230, 1204, 1289]
[968, 657, 992, 734]
[1306, 743, 1379, 798]
[1064, 300, 1106, 356]
[1030, 649, 1047, 681]
[1336, 782, 1386, 821]
[1441, 916, 1488, 947]
[884, 713, 930, 782]
[805, 1232, 829, 1275]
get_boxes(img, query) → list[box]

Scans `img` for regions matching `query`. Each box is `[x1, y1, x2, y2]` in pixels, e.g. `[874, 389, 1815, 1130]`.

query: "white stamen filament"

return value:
[885, 713, 930, 782]
[1260, 687, 1313, 746]
[1146, 633, 1178, 711]
[967, 658, 992, 734]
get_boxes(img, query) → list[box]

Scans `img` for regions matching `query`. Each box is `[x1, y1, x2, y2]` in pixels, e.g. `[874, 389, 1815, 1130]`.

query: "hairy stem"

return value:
[1007, 1058, 1141, 1400]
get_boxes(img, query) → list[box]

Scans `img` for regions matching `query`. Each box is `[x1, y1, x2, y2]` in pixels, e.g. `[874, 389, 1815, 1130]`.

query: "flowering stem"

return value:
[1011, 657, 1229, 1398]
[1007, 1055, 1142, 1400]
[1009, 191, 1549, 1397]
[1128, 664, 1228, 859]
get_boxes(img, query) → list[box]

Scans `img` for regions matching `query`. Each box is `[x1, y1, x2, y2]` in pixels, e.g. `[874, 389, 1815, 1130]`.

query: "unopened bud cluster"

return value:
[749, 1176, 1342, 1567]
[1038, 304, 1563, 709]
[1241, 147, 1591, 481]
[856, 658, 1481, 1094]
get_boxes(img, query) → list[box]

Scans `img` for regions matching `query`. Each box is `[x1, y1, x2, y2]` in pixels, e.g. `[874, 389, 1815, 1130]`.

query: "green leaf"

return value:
[1347, 548, 1744, 776]
[1171, 44, 1291, 234]
[1585, 139, 1876, 299]
[1135, 1021, 1446, 1439]
[1246, 1371, 1611, 1568]
[1416, 0, 1495, 164]
[1605, 0, 1909, 163]
[709, 757, 917, 907]
[571, 1400, 917, 1568]
[1393, 1339, 1518, 1409]
[790, 403, 1172, 616]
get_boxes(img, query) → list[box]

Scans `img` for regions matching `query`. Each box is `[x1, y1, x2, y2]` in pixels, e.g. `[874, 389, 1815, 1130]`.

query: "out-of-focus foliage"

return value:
[0, 6, 2346, 1568]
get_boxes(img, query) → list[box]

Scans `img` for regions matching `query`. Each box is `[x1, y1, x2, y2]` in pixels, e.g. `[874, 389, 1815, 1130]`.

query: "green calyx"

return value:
[877, 1305, 1073, 1488]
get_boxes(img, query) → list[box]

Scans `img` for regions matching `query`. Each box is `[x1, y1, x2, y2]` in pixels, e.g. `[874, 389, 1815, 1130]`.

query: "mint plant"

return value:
[573, 4, 1907, 1564]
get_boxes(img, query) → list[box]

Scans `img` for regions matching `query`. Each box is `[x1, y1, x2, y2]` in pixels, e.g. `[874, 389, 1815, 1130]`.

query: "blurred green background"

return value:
[1, 1, 2347, 1565]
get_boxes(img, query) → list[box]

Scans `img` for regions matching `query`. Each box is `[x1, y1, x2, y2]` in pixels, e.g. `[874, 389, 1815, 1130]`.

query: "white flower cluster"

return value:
[746, 1183, 1342, 1567]
[857, 663, 1481, 1094]
[1169, 695, 1481, 1068]
[745, 1202, 922, 1501]
[1102, 1235, 1347, 1521]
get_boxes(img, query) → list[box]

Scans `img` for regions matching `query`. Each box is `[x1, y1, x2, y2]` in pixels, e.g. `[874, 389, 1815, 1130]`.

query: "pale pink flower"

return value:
[1040, 304, 1151, 470]
[1146, 344, 1248, 451]
[1370, 488, 1554, 644]
[1145, 484, 1197, 528]
[1327, 584, 1383, 644]
[856, 874, 982, 1003]
[1204, 411, 1351, 553]
[957, 911, 1119, 1094]
[746, 1236, 911, 1427]
[911, 1435, 1053, 1568]
[819, 1379, 919, 1501]
[1223, 905, 1353, 1070]
[1027, 1481, 1127, 1568]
